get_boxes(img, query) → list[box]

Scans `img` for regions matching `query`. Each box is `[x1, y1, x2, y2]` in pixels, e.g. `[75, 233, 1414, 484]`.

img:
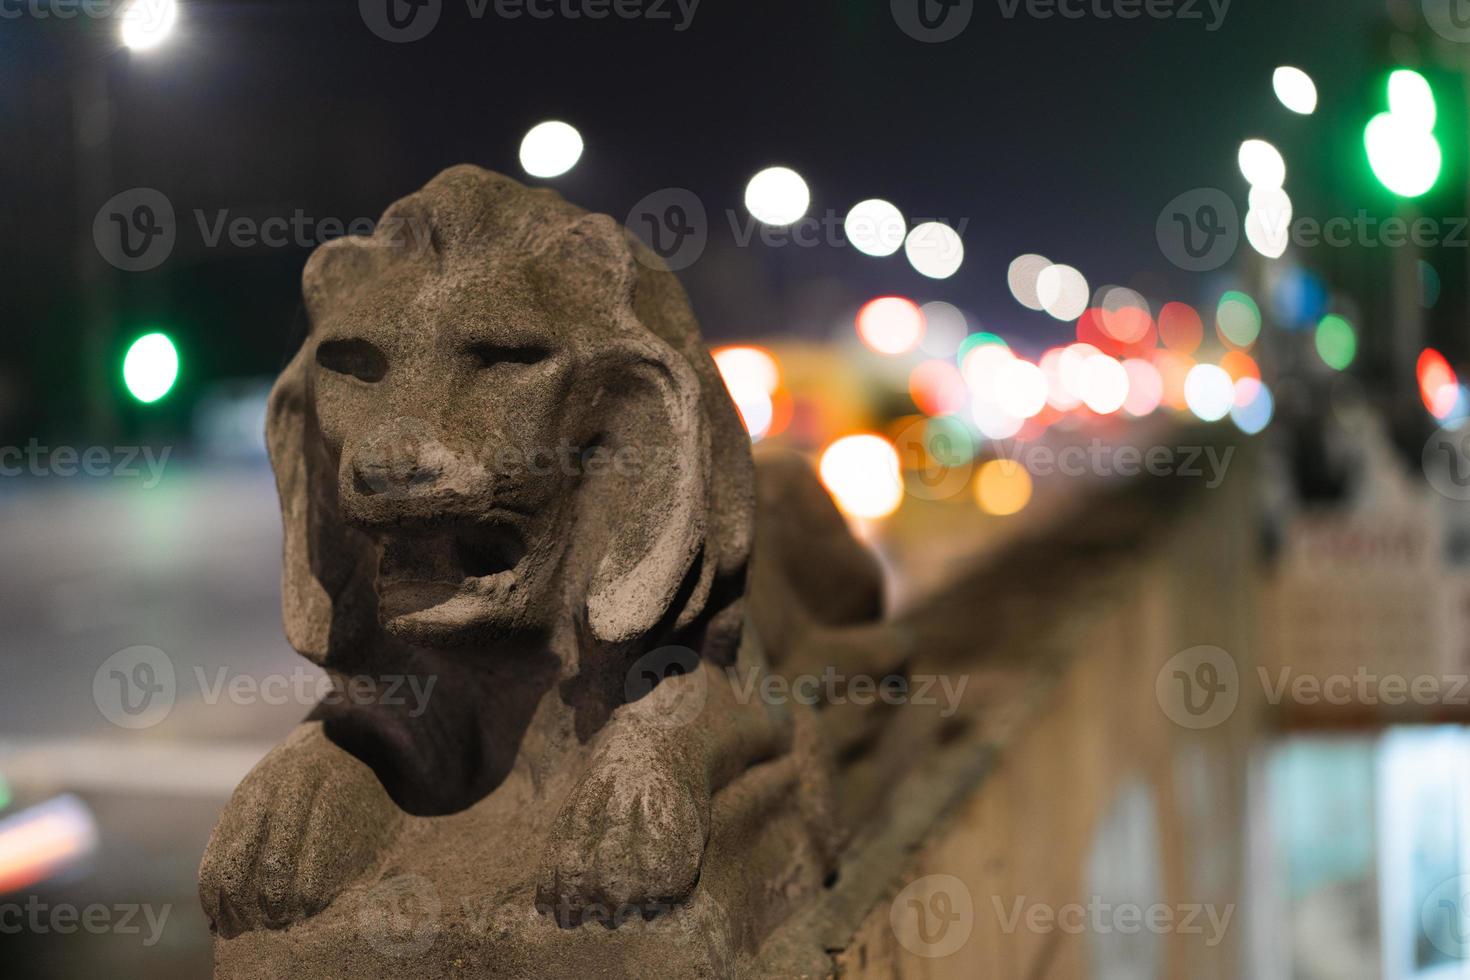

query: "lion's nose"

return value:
[351, 417, 451, 498]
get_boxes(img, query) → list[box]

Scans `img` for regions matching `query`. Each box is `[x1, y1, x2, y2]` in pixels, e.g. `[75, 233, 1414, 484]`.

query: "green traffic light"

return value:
[123, 332, 179, 404]
[1365, 69, 1441, 198]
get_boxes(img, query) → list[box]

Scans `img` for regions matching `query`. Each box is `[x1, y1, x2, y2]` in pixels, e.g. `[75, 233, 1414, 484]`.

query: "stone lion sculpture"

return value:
[199, 166, 916, 974]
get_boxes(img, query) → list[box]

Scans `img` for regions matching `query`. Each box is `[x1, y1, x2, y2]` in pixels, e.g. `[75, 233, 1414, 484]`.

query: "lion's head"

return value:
[268, 165, 754, 667]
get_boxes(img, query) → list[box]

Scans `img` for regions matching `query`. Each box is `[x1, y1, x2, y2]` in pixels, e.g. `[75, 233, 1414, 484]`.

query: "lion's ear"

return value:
[267, 345, 375, 664]
[584, 342, 712, 647]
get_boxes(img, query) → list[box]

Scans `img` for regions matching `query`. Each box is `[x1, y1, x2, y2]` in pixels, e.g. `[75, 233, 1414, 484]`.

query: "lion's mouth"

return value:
[374, 525, 527, 621]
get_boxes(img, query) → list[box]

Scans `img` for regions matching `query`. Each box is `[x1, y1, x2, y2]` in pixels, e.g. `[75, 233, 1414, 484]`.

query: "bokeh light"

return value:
[1418, 348, 1459, 419]
[123, 332, 179, 404]
[1007, 253, 1051, 311]
[819, 434, 904, 519]
[519, 121, 584, 178]
[1158, 302, 1203, 355]
[712, 345, 780, 395]
[994, 358, 1048, 419]
[1238, 139, 1286, 188]
[904, 222, 964, 279]
[745, 166, 810, 226]
[1184, 363, 1235, 421]
[1272, 66, 1318, 115]
[1216, 291, 1262, 348]
[857, 297, 925, 355]
[1313, 315, 1356, 371]
[1231, 378, 1274, 434]
[844, 199, 906, 257]
[1079, 354, 1128, 415]
[1122, 358, 1164, 417]
[1097, 286, 1152, 344]
[909, 360, 968, 416]
[975, 459, 1033, 516]
[918, 301, 967, 358]
[1245, 185, 1291, 259]
[120, 0, 178, 51]
[1037, 263, 1089, 321]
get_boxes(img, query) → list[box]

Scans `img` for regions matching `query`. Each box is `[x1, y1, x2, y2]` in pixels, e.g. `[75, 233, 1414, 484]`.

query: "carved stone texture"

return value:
[200, 166, 903, 977]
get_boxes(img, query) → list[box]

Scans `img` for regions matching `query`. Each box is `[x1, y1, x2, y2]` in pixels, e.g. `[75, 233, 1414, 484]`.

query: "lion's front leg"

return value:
[199, 721, 403, 938]
[536, 648, 792, 922]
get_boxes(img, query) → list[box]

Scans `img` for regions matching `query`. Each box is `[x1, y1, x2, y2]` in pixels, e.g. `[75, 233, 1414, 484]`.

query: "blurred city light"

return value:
[1158, 301, 1203, 354]
[1007, 253, 1051, 311]
[1388, 69, 1437, 128]
[1231, 378, 1274, 434]
[518, 121, 583, 179]
[904, 222, 964, 279]
[119, 0, 178, 51]
[908, 360, 967, 416]
[1122, 358, 1163, 417]
[1272, 66, 1318, 115]
[1238, 139, 1286, 189]
[844, 199, 906, 257]
[1245, 185, 1292, 259]
[1418, 348, 1459, 419]
[0, 773, 10, 813]
[1313, 315, 1356, 371]
[993, 358, 1048, 419]
[1037, 263, 1089, 321]
[745, 166, 810, 227]
[712, 345, 781, 440]
[818, 434, 903, 519]
[122, 332, 179, 404]
[1097, 286, 1152, 344]
[0, 795, 99, 894]
[857, 297, 925, 355]
[918, 301, 967, 358]
[712, 345, 780, 395]
[975, 459, 1032, 516]
[1079, 354, 1128, 415]
[1216, 291, 1261, 349]
[1366, 70, 1441, 198]
[1184, 363, 1235, 421]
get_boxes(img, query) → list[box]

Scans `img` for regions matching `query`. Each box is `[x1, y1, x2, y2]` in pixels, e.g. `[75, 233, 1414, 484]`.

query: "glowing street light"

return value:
[1365, 69, 1441, 198]
[119, 0, 178, 51]
[123, 332, 179, 404]
[519, 121, 584, 179]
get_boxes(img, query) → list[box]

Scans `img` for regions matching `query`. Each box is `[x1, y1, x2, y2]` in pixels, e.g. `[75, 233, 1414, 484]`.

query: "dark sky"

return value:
[0, 0, 1393, 439]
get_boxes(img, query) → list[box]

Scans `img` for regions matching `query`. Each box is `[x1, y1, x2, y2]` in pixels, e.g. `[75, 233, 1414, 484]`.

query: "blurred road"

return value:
[0, 461, 310, 978]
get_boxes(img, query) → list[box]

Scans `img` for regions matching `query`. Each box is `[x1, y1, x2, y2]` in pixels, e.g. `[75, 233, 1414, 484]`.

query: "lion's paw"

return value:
[200, 728, 401, 938]
[536, 761, 709, 924]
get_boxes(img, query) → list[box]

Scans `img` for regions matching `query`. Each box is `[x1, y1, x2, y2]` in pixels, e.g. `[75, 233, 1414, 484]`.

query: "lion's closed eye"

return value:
[316, 338, 388, 383]
[466, 342, 550, 370]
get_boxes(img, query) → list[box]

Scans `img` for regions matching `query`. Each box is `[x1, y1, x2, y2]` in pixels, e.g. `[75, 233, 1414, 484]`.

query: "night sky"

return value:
[0, 0, 1396, 440]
